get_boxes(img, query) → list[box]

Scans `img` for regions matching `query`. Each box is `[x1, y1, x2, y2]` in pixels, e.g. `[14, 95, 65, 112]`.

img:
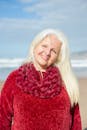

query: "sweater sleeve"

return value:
[71, 103, 82, 130]
[0, 71, 16, 130]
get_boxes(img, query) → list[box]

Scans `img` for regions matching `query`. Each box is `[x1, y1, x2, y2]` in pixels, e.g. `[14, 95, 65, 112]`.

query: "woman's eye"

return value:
[52, 49, 57, 54]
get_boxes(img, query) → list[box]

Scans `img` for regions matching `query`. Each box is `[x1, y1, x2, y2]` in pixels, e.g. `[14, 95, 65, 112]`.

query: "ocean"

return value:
[0, 67, 17, 80]
[0, 58, 87, 80]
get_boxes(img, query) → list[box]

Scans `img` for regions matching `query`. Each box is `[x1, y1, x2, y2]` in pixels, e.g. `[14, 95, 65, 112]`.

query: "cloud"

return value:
[0, 18, 40, 45]
[22, 0, 87, 17]
[0, 12, 66, 33]
[22, 0, 86, 23]
[0, 18, 39, 31]
[81, 2, 87, 10]
[18, 0, 33, 3]
[19, 0, 69, 4]
[0, 0, 87, 43]
[22, 1, 68, 25]
[0, 0, 87, 32]
[0, 0, 87, 37]
[23, 0, 65, 13]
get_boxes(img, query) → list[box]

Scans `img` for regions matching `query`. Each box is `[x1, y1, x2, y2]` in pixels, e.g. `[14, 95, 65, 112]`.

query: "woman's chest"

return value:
[13, 87, 71, 116]
[12, 87, 72, 130]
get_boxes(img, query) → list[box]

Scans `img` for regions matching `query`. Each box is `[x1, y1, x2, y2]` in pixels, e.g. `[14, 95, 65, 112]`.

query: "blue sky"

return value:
[0, 0, 87, 58]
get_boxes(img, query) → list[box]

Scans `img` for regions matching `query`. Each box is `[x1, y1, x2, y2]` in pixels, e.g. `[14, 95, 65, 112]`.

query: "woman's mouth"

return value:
[40, 54, 49, 61]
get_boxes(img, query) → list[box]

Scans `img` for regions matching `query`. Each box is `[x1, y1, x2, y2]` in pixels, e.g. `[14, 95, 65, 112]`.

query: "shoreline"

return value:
[0, 77, 87, 129]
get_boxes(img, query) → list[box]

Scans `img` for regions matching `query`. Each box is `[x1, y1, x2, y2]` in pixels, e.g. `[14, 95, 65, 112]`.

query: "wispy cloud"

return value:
[81, 1, 87, 10]
[0, 0, 87, 37]
[18, 0, 32, 3]
[22, 0, 68, 26]
[22, 0, 86, 22]
[0, 0, 87, 58]
[0, 18, 39, 30]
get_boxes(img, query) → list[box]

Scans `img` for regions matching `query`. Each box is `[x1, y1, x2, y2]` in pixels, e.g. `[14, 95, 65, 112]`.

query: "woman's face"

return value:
[33, 34, 62, 71]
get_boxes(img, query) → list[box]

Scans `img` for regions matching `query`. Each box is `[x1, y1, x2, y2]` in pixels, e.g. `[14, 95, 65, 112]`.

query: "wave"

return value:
[0, 58, 24, 68]
[0, 58, 87, 68]
[71, 60, 87, 67]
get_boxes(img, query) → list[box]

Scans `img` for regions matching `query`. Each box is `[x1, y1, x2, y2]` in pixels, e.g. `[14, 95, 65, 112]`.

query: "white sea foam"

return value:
[71, 60, 87, 67]
[0, 58, 87, 80]
[0, 58, 87, 68]
[0, 58, 24, 68]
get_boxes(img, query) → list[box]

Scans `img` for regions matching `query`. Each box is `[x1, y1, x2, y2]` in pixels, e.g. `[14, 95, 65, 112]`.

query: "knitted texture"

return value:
[16, 63, 62, 98]
[0, 64, 82, 130]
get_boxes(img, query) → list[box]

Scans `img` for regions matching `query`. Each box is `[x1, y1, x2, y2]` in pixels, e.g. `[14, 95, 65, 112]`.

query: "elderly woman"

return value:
[0, 29, 82, 130]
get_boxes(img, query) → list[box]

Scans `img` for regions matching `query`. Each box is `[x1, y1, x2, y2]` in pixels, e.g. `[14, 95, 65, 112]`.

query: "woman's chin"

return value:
[39, 62, 47, 68]
[34, 57, 49, 70]
[37, 61, 48, 70]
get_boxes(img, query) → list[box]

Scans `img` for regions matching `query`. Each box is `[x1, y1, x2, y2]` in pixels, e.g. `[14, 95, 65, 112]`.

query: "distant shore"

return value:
[0, 77, 87, 130]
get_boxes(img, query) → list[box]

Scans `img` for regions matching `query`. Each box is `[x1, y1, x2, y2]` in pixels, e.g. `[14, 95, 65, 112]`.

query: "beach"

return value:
[78, 77, 87, 130]
[0, 77, 87, 130]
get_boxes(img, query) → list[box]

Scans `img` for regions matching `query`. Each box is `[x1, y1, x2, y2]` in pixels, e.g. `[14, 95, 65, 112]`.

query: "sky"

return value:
[0, 0, 87, 58]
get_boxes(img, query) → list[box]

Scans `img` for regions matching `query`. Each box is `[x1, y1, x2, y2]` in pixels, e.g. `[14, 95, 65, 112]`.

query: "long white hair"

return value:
[24, 29, 79, 106]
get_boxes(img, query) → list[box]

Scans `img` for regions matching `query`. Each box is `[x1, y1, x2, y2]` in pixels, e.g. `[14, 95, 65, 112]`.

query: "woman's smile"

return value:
[39, 52, 50, 61]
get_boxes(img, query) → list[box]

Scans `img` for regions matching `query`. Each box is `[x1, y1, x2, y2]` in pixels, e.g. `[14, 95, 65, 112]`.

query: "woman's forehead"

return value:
[42, 34, 62, 45]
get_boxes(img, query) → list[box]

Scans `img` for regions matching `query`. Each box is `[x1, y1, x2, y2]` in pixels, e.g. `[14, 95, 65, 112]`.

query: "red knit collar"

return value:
[16, 63, 62, 98]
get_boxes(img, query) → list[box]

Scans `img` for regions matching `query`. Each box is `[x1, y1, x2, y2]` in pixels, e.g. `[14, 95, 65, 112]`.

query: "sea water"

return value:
[0, 66, 87, 81]
[0, 67, 17, 80]
[0, 59, 87, 80]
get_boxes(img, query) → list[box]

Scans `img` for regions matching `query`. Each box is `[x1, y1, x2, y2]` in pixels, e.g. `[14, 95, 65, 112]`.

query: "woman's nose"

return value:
[46, 48, 51, 56]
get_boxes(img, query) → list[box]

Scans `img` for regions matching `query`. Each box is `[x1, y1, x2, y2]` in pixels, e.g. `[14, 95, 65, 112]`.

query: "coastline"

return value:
[0, 77, 87, 130]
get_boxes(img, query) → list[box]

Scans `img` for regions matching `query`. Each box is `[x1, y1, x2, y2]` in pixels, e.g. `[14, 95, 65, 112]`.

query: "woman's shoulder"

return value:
[5, 69, 18, 83]
[1, 63, 32, 93]
[1, 68, 19, 93]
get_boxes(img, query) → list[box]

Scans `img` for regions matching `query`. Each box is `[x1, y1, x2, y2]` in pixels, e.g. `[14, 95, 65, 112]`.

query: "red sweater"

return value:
[0, 70, 82, 130]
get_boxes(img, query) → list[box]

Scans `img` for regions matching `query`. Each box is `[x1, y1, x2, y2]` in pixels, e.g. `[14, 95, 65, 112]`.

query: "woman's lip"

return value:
[40, 55, 49, 61]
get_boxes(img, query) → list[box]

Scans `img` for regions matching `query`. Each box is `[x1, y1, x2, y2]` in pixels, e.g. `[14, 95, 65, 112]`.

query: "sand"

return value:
[0, 78, 87, 130]
[0, 81, 4, 91]
[78, 77, 87, 130]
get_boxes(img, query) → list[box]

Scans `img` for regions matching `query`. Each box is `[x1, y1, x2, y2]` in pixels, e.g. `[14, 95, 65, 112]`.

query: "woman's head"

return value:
[33, 34, 62, 71]
[27, 29, 70, 69]
[25, 29, 79, 105]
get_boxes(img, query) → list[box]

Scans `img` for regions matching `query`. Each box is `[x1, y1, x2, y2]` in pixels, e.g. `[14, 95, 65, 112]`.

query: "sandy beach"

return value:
[0, 78, 87, 130]
[78, 77, 87, 130]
